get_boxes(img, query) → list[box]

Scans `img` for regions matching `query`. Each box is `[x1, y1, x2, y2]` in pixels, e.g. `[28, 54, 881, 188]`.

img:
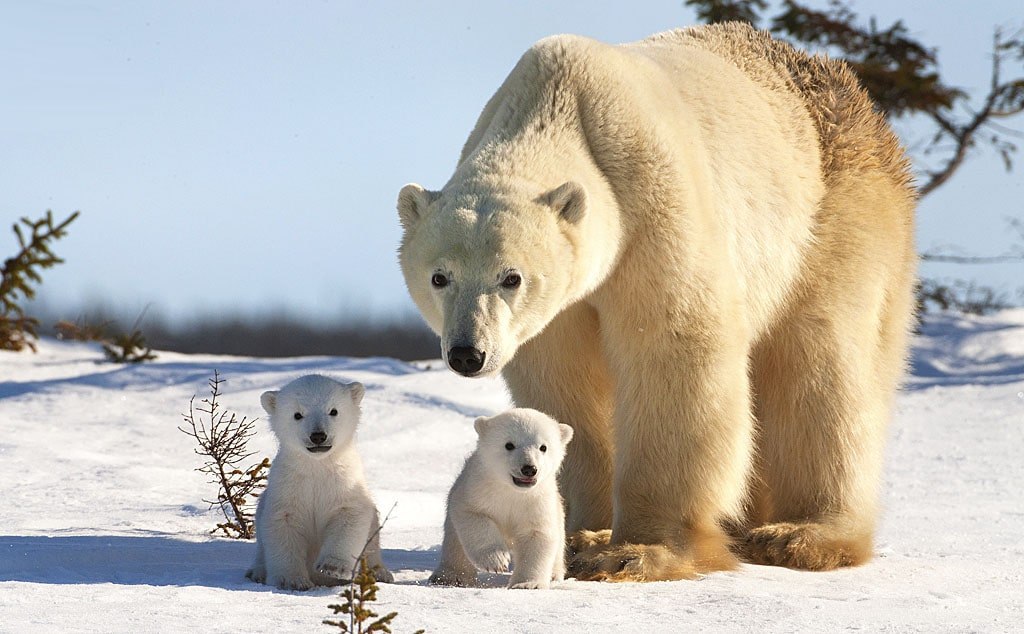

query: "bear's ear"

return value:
[260, 390, 278, 416]
[473, 416, 490, 436]
[543, 181, 587, 225]
[558, 423, 574, 446]
[348, 382, 365, 405]
[397, 183, 440, 230]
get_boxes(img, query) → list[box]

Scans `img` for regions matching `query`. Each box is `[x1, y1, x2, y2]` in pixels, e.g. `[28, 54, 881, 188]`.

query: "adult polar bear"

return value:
[397, 23, 916, 582]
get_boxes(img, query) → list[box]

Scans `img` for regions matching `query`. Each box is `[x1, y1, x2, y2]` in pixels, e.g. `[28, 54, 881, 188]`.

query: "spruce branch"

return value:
[324, 505, 422, 634]
[179, 370, 269, 539]
[0, 210, 79, 352]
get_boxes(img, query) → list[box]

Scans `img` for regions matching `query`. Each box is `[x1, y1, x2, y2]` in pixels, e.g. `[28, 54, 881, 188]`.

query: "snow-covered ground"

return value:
[1, 310, 1022, 633]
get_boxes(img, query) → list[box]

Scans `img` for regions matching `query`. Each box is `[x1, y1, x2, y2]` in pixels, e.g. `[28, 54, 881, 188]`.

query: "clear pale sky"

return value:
[2, 0, 1022, 325]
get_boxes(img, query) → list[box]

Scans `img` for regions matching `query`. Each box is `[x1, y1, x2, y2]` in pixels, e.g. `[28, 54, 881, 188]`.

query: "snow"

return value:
[1, 311, 1022, 633]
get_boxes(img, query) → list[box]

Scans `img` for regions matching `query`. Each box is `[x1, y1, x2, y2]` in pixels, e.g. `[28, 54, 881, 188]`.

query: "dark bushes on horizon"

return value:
[48, 311, 440, 361]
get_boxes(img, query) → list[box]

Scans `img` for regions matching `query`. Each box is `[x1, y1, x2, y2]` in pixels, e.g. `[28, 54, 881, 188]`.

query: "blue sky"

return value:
[2, 0, 1021, 325]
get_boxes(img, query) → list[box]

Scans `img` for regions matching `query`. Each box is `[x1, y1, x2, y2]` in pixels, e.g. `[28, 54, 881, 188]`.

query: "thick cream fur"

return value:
[246, 375, 392, 589]
[399, 23, 916, 580]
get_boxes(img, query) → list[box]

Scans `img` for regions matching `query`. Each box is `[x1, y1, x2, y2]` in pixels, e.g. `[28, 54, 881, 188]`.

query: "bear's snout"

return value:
[448, 346, 486, 376]
[520, 464, 537, 477]
[309, 431, 328, 445]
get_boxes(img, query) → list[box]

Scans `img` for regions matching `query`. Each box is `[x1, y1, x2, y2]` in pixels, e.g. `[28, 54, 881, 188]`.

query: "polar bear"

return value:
[430, 408, 573, 589]
[245, 374, 393, 590]
[396, 23, 917, 582]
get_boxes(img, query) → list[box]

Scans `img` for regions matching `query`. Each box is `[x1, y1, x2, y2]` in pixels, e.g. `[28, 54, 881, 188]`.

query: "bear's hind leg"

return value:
[746, 290, 909, 570]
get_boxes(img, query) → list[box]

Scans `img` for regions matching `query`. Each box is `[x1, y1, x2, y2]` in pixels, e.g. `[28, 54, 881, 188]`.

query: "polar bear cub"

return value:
[430, 408, 573, 589]
[246, 374, 392, 590]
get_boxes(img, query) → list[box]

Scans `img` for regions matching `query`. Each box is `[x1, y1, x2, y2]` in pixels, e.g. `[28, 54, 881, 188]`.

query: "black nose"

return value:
[448, 346, 486, 376]
[309, 431, 327, 445]
[521, 464, 537, 477]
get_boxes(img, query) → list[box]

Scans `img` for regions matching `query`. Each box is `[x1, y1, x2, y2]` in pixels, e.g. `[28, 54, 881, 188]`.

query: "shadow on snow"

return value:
[0, 534, 440, 590]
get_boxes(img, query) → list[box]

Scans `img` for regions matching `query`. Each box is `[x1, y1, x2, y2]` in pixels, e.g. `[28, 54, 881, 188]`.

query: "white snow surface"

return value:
[1, 310, 1022, 633]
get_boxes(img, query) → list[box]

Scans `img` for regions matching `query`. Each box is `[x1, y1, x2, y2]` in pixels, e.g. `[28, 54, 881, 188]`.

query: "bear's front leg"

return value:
[315, 504, 374, 583]
[569, 294, 752, 582]
[508, 531, 562, 589]
[245, 538, 267, 584]
[452, 509, 510, 574]
[429, 513, 480, 587]
[503, 303, 615, 533]
[262, 518, 316, 590]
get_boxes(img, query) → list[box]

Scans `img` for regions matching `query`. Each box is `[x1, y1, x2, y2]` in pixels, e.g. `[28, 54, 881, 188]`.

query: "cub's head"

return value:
[260, 375, 365, 457]
[472, 408, 573, 490]
[396, 180, 588, 377]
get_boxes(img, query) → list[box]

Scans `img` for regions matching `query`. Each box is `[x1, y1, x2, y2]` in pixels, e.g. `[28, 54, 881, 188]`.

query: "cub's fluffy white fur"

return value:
[246, 374, 392, 590]
[430, 408, 573, 589]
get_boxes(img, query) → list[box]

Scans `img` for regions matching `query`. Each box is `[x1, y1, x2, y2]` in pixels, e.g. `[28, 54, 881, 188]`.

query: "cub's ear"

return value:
[397, 183, 440, 230]
[348, 382, 366, 405]
[473, 415, 491, 436]
[543, 181, 587, 224]
[558, 423, 574, 446]
[260, 391, 279, 416]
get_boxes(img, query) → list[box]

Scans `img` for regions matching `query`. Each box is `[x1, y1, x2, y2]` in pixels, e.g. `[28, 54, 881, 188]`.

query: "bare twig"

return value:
[178, 370, 270, 539]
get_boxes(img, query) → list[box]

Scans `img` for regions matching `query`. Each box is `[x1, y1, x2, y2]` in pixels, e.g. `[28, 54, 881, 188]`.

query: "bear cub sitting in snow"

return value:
[430, 408, 573, 589]
[246, 374, 393, 590]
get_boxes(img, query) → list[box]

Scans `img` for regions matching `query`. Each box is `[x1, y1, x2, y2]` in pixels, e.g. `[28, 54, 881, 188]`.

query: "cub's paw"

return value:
[245, 566, 266, 584]
[742, 522, 872, 571]
[372, 565, 395, 584]
[270, 574, 315, 591]
[316, 555, 356, 581]
[468, 548, 510, 574]
[508, 579, 548, 590]
[428, 568, 476, 587]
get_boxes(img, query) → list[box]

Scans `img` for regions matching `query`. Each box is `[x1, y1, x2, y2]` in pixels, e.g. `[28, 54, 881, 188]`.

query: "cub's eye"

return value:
[540, 445, 547, 452]
[431, 273, 449, 288]
[504, 442, 515, 451]
[501, 273, 522, 289]
[329, 408, 338, 416]
[293, 412, 303, 420]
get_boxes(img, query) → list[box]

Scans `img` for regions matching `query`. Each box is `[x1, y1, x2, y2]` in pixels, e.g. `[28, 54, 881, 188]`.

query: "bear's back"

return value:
[641, 22, 913, 190]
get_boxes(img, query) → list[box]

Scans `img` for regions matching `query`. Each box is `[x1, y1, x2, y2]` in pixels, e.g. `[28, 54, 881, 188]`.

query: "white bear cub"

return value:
[430, 408, 573, 589]
[246, 374, 393, 590]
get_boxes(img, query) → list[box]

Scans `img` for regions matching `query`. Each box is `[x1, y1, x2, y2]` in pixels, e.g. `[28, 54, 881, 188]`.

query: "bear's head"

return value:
[472, 408, 573, 490]
[260, 374, 365, 457]
[396, 179, 590, 377]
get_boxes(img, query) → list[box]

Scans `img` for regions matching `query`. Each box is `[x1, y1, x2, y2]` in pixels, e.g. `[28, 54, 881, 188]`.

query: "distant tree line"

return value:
[47, 309, 440, 361]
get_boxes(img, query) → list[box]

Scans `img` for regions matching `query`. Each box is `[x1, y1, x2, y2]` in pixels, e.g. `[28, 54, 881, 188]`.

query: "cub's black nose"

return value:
[448, 346, 486, 376]
[521, 464, 537, 477]
[309, 431, 328, 445]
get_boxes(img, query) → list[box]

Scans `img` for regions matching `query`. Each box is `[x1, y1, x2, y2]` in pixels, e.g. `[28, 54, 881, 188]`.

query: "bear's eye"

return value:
[540, 445, 547, 452]
[329, 408, 338, 416]
[293, 412, 303, 420]
[431, 273, 449, 288]
[500, 273, 521, 289]
[504, 442, 515, 451]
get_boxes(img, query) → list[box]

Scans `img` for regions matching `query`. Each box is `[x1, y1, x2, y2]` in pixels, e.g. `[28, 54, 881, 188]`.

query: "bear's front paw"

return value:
[568, 538, 736, 583]
[245, 566, 266, 584]
[566, 529, 612, 559]
[316, 555, 356, 581]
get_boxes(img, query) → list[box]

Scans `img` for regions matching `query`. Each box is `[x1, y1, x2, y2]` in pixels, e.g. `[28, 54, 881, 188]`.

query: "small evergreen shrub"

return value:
[179, 370, 270, 539]
[0, 210, 79, 351]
